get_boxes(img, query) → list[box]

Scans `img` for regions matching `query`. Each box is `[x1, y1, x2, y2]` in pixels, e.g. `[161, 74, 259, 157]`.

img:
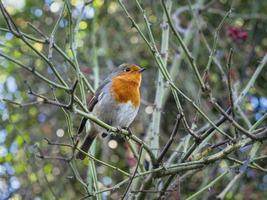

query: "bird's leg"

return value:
[120, 127, 133, 137]
[116, 126, 123, 133]
[126, 127, 133, 136]
[115, 127, 132, 138]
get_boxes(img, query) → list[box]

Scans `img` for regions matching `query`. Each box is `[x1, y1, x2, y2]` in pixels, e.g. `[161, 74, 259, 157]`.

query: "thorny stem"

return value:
[226, 48, 238, 138]
[161, 0, 206, 91]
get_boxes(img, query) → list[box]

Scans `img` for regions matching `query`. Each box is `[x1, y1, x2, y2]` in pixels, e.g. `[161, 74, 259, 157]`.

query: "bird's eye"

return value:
[125, 67, 131, 72]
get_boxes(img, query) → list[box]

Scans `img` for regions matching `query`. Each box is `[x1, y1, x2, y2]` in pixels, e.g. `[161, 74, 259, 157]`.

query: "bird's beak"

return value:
[138, 68, 146, 73]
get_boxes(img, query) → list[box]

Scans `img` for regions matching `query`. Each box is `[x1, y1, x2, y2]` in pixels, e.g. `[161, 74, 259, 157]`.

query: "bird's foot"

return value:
[115, 127, 133, 138]
[116, 126, 123, 132]
[125, 127, 133, 137]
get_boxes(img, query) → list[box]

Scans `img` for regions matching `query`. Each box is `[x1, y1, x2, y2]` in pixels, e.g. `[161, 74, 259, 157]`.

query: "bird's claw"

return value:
[116, 126, 123, 132]
[126, 127, 133, 137]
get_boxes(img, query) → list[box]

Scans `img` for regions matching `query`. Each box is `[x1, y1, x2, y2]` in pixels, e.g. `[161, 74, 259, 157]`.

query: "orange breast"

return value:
[111, 72, 141, 108]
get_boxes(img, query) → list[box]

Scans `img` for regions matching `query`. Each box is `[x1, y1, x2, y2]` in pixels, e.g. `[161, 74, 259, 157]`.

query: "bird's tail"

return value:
[76, 132, 97, 160]
[78, 118, 87, 134]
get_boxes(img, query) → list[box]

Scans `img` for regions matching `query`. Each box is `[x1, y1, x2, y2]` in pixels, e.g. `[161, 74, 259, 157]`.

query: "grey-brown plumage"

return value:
[76, 64, 145, 160]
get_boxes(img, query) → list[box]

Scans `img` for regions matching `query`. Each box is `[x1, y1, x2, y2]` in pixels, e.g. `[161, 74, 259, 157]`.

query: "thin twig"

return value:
[226, 48, 238, 138]
[121, 146, 143, 199]
[161, 0, 206, 91]
[157, 114, 182, 164]
[210, 97, 257, 140]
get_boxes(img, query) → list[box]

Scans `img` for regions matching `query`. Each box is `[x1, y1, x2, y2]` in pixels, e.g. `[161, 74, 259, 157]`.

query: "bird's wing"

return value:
[78, 118, 88, 134]
[78, 78, 111, 134]
[88, 78, 110, 111]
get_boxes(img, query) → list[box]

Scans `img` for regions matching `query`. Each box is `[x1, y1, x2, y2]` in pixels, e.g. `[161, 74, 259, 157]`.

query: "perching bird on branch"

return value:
[76, 63, 145, 159]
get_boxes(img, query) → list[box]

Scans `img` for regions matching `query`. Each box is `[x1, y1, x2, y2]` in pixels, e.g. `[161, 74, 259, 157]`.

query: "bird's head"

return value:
[110, 63, 146, 85]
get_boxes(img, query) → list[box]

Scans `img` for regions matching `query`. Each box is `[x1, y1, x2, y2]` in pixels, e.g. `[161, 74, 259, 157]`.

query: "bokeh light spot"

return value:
[33, 43, 43, 52]
[2, 0, 25, 11]
[34, 8, 43, 17]
[6, 76, 17, 93]
[38, 113, 46, 123]
[145, 105, 153, 114]
[79, 21, 88, 30]
[108, 140, 118, 149]
[5, 32, 13, 40]
[0, 146, 8, 157]
[0, 130, 7, 144]
[50, 2, 61, 13]
[10, 176, 20, 190]
[93, 0, 104, 8]
[56, 129, 64, 137]
[102, 176, 112, 186]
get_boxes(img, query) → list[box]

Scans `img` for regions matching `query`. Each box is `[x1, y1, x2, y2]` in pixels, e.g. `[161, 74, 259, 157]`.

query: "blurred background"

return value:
[0, 0, 267, 199]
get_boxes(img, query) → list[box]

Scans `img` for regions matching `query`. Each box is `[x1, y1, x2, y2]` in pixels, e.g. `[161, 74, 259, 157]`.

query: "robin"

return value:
[76, 63, 145, 159]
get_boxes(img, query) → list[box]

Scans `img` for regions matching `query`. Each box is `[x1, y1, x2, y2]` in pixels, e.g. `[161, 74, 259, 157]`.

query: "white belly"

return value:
[92, 91, 139, 133]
